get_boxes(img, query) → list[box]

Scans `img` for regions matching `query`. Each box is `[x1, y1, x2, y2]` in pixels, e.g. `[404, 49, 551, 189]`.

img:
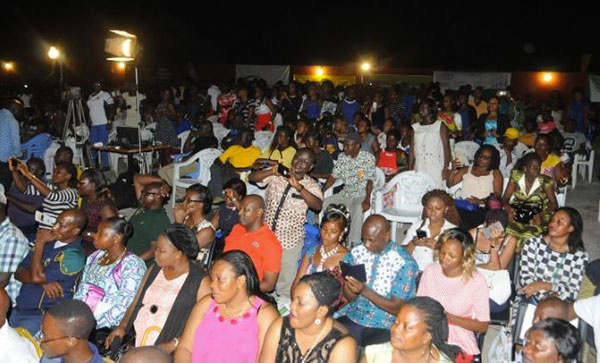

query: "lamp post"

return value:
[360, 62, 371, 84]
[47, 46, 63, 84]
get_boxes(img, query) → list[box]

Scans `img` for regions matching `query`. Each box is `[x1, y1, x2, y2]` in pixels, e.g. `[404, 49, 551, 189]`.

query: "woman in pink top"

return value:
[417, 228, 490, 362]
[174, 250, 279, 363]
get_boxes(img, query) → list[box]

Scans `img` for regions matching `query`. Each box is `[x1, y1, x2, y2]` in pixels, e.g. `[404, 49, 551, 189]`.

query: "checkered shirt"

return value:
[0, 218, 30, 305]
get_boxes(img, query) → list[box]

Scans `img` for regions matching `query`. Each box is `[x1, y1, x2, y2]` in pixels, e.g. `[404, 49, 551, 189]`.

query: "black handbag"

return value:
[511, 203, 542, 224]
[90, 327, 136, 361]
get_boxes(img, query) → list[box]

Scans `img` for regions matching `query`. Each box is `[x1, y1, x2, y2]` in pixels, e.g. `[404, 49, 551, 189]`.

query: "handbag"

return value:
[90, 327, 136, 361]
[511, 202, 541, 224]
[455, 198, 479, 212]
[476, 267, 512, 305]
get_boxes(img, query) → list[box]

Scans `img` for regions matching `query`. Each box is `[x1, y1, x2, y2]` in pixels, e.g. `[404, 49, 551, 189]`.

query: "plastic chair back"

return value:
[454, 141, 480, 165]
[253, 131, 274, 153]
[392, 171, 438, 210]
[21, 133, 53, 160]
[196, 148, 222, 185]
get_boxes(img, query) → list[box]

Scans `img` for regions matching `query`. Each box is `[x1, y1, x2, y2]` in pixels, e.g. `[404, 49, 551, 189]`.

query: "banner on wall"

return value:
[589, 75, 600, 102]
[433, 71, 511, 90]
[235, 65, 290, 85]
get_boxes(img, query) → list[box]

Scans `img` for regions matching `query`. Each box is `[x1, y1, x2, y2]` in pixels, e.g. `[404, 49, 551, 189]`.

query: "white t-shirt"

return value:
[402, 218, 457, 271]
[121, 93, 146, 128]
[207, 85, 221, 112]
[87, 91, 114, 125]
[0, 323, 39, 363]
[574, 294, 600, 362]
[561, 131, 587, 153]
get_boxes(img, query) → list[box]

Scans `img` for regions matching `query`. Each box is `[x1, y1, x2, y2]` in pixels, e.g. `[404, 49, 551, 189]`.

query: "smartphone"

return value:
[11, 159, 18, 168]
[278, 164, 290, 177]
[489, 221, 504, 233]
[416, 230, 427, 239]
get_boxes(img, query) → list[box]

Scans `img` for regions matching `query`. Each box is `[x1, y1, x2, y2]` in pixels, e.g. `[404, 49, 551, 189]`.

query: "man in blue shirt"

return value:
[39, 299, 104, 363]
[0, 99, 23, 192]
[10, 209, 87, 335]
[337, 214, 418, 346]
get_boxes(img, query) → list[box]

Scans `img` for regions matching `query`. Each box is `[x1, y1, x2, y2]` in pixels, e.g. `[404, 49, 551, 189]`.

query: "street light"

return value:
[47, 46, 63, 84]
[2, 62, 15, 72]
[360, 62, 371, 83]
[315, 66, 324, 77]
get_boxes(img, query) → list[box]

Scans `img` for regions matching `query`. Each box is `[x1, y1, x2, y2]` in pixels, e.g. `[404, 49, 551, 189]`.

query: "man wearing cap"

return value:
[497, 127, 519, 178]
[0, 185, 30, 306]
[322, 132, 376, 247]
[87, 81, 115, 167]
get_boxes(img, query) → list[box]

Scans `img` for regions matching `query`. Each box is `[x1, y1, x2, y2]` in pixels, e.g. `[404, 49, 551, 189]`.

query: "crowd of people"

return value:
[0, 77, 598, 363]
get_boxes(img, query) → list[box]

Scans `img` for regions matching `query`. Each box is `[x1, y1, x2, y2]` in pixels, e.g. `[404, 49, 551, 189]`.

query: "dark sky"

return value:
[2, 1, 600, 80]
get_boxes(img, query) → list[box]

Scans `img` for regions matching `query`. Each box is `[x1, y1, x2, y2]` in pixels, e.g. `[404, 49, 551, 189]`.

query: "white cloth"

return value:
[207, 85, 221, 112]
[0, 323, 39, 363]
[574, 295, 600, 362]
[496, 146, 516, 178]
[87, 91, 114, 125]
[402, 218, 456, 271]
[122, 93, 146, 128]
[412, 120, 445, 187]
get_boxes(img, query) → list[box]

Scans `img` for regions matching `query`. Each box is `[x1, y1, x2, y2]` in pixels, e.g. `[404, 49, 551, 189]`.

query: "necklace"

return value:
[217, 299, 252, 323]
[318, 245, 339, 270]
[299, 320, 329, 363]
[99, 248, 127, 266]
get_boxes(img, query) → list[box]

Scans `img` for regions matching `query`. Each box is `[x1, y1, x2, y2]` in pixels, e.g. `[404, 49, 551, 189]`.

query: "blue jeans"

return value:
[90, 124, 109, 167]
[9, 309, 43, 336]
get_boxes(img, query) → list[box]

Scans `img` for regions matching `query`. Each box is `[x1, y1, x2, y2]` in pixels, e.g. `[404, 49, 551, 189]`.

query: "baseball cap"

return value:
[504, 128, 520, 140]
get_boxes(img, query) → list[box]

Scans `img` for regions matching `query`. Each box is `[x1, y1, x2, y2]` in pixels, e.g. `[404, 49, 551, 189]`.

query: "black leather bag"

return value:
[511, 203, 542, 224]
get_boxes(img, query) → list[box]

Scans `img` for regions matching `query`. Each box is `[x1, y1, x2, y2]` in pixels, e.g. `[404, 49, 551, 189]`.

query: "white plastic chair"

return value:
[454, 141, 480, 166]
[446, 181, 463, 199]
[513, 142, 530, 158]
[363, 168, 387, 220]
[171, 148, 222, 207]
[253, 131, 274, 153]
[556, 186, 568, 208]
[373, 171, 438, 242]
[571, 151, 595, 189]
[177, 131, 191, 153]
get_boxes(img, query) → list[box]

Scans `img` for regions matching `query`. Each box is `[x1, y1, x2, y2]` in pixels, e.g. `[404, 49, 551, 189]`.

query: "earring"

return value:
[315, 318, 322, 325]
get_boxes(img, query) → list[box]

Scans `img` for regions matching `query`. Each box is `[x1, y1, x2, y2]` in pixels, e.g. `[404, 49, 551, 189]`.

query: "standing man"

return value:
[122, 82, 146, 129]
[337, 215, 418, 346]
[87, 81, 115, 167]
[249, 148, 323, 304]
[322, 132, 376, 247]
[0, 99, 23, 192]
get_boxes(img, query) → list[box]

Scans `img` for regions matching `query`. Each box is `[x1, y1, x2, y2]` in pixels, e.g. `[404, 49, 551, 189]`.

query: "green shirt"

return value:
[127, 207, 171, 265]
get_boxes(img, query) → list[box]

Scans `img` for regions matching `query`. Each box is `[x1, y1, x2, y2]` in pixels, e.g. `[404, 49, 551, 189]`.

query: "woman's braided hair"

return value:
[403, 297, 462, 361]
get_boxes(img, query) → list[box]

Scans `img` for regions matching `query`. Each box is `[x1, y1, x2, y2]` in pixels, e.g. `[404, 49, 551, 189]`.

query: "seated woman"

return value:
[470, 209, 517, 271]
[174, 250, 279, 362]
[74, 218, 147, 336]
[503, 152, 558, 247]
[403, 190, 460, 271]
[362, 296, 462, 363]
[534, 134, 569, 189]
[377, 129, 408, 179]
[523, 319, 582, 363]
[14, 159, 79, 230]
[106, 224, 211, 354]
[254, 125, 297, 169]
[292, 204, 350, 291]
[515, 208, 588, 309]
[417, 228, 490, 361]
[78, 169, 116, 255]
[260, 271, 356, 362]
[173, 184, 215, 265]
[356, 116, 380, 157]
[446, 144, 503, 230]
[210, 178, 246, 240]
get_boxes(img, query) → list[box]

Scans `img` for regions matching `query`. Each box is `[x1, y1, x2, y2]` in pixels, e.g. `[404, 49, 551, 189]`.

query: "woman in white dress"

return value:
[409, 101, 451, 187]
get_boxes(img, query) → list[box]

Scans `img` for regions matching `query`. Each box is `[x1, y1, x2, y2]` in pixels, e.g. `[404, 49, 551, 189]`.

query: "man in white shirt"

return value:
[497, 128, 519, 178]
[86, 81, 115, 167]
[0, 287, 39, 363]
[121, 83, 146, 128]
[570, 294, 600, 362]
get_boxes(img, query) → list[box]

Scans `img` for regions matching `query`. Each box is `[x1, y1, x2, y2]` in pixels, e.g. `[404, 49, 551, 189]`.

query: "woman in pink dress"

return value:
[417, 228, 490, 363]
[174, 250, 279, 362]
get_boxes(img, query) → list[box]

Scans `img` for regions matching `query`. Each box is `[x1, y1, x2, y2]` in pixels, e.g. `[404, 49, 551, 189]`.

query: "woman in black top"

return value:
[259, 271, 357, 362]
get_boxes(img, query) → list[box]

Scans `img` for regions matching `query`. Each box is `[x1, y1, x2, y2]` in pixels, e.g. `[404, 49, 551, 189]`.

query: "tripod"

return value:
[63, 95, 92, 168]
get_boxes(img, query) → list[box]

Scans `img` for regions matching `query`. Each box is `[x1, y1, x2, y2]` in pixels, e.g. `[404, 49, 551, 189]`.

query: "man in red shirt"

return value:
[224, 195, 281, 292]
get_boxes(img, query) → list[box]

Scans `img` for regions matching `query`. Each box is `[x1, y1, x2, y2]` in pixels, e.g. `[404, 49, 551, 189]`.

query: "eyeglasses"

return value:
[37, 332, 80, 344]
[183, 199, 203, 204]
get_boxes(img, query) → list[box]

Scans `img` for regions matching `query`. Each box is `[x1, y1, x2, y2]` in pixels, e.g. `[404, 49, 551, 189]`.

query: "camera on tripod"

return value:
[68, 86, 82, 100]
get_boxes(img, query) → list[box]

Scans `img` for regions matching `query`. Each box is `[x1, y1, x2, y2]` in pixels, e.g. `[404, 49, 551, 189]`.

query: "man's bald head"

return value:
[534, 297, 569, 323]
[67, 209, 88, 230]
[239, 195, 265, 229]
[121, 347, 172, 363]
[364, 214, 390, 231]
[362, 214, 391, 254]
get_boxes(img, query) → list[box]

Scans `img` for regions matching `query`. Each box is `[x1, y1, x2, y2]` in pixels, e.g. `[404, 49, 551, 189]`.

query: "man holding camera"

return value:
[249, 148, 322, 305]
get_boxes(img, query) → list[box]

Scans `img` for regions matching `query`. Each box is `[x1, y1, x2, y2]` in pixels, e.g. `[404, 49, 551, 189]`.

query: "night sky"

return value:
[2, 1, 600, 81]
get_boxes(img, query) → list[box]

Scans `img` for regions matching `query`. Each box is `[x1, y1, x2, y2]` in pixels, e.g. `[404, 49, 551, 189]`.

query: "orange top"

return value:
[224, 224, 282, 280]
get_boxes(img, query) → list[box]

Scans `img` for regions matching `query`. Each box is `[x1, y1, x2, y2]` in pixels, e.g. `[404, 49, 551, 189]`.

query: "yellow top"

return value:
[261, 146, 296, 168]
[219, 145, 261, 168]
